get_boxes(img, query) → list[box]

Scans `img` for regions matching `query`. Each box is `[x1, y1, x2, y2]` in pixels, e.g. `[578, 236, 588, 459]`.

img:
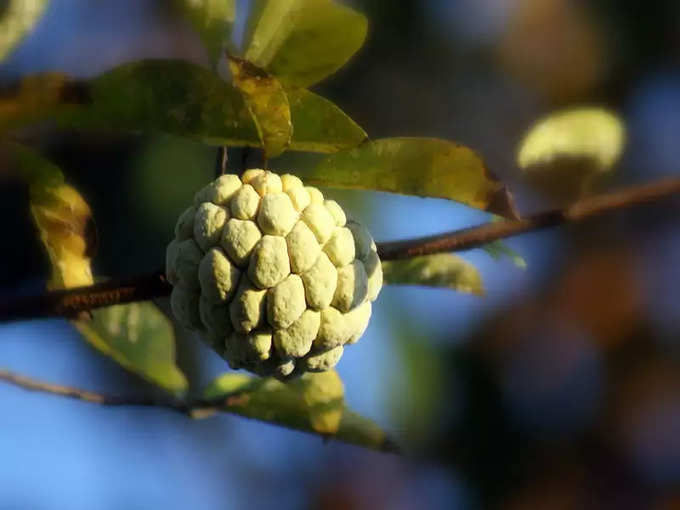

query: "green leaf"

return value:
[481, 240, 527, 270]
[228, 56, 292, 158]
[0, 60, 260, 145]
[0, 0, 50, 62]
[517, 107, 626, 202]
[83, 60, 260, 145]
[75, 302, 188, 394]
[243, 0, 368, 87]
[202, 370, 396, 451]
[5, 142, 95, 289]
[382, 254, 484, 295]
[174, 0, 236, 62]
[1, 60, 365, 153]
[287, 87, 367, 152]
[304, 138, 518, 218]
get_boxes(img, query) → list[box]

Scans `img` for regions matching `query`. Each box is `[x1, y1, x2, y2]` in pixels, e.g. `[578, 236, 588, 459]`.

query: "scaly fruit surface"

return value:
[166, 170, 382, 379]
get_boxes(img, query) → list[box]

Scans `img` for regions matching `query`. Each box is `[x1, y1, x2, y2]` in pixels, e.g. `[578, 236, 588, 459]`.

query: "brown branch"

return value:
[0, 368, 241, 416]
[0, 177, 678, 322]
[0, 270, 171, 322]
[377, 177, 680, 259]
[0, 368, 399, 452]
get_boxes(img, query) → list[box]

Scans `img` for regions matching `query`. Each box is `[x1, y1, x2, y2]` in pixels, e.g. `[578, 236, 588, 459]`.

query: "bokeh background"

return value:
[1, 0, 679, 508]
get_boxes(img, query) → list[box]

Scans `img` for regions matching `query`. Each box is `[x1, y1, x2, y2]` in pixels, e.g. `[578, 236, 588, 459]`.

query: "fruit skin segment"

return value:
[166, 170, 382, 379]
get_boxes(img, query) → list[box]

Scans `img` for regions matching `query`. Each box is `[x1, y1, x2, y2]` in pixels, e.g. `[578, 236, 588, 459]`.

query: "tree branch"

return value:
[0, 270, 171, 322]
[377, 177, 680, 259]
[0, 368, 399, 452]
[0, 177, 678, 322]
[0, 368, 239, 415]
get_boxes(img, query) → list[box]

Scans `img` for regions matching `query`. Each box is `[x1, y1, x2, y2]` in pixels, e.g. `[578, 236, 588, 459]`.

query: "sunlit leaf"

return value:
[75, 302, 188, 394]
[287, 87, 367, 152]
[1, 60, 365, 153]
[518, 107, 625, 201]
[243, 0, 368, 87]
[0, 0, 50, 62]
[382, 254, 484, 295]
[481, 240, 527, 270]
[6, 142, 95, 289]
[303, 138, 518, 218]
[228, 55, 291, 158]
[174, 0, 236, 62]
[202, 370, 396, 451]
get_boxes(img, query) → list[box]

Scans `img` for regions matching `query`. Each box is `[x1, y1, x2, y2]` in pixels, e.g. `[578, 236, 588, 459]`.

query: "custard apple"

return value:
[166, 170, 382, 379]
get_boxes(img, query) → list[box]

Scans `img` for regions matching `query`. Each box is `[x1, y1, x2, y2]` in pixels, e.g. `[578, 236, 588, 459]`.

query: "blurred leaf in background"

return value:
[387, 316, 447, 447]
[175, 0, 235, 62]
[499, 0, 608, 102]
[518, 107, 625, 203]
[0, 0, 50, 62]
[383, 254, 484, 296]
[243, 0, 368, 87]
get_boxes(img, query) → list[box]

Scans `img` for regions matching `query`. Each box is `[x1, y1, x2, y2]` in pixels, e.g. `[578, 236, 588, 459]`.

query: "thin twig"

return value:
[377, 177, 680, 259]
[0, 368, 239, 415]
[0, 177, 678, 322]
[0, 368, 399, 452]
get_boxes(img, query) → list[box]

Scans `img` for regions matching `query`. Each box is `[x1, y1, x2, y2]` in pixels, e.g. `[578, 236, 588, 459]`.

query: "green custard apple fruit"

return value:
[166, 170, 382, 380]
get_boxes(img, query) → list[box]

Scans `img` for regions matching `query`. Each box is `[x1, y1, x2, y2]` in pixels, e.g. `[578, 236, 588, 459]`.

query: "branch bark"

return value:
[0, 368, 241, 416]
[0, 177, 678, 322]
[378, 177, 680, 259]
[0, 368, 399, 452]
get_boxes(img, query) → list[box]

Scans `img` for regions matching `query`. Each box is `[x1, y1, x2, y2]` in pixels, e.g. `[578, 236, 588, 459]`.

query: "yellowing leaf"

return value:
[305, 138, 518, 218]
[0, 0, 50, 62]
[75, 302, 189, 394]
[175, 0, 236, 62]
[517, 107, 625, 201]
[243, 0, 368, 87]
[382, 254, 484, 295]
[228, 56, 291, 158]
[6, 144, 187, 394]
[202, 370, 396, 451]
[8, 142, 94, 289]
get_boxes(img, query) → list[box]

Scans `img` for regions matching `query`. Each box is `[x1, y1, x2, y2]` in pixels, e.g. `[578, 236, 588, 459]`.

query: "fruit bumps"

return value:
[166, 170, 382, 379]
